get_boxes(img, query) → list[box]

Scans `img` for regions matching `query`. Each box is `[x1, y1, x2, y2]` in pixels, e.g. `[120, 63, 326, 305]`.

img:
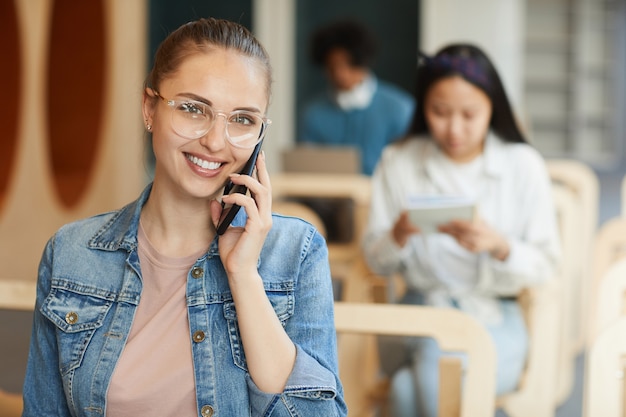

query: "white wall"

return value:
[253, 0, 296, 174]
[420, 0, 526, 113]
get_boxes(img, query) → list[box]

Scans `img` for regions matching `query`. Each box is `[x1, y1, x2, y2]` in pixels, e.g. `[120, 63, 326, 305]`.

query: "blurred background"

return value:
[0, 1, 624, 416]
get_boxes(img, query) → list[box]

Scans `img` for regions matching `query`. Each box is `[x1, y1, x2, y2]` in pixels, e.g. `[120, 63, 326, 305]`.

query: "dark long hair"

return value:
[408, 43, 527, 144]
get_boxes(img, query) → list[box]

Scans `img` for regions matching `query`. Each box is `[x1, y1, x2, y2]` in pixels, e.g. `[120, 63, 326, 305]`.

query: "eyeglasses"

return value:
[152, 90, 271, 149]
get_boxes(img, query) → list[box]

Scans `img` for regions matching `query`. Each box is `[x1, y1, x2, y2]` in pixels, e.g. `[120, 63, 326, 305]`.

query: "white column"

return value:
[253, 0, 296, 174]
[420, 0, 526, 114]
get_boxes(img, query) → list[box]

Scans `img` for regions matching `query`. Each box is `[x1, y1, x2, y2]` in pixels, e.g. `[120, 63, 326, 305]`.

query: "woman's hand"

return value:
[211, 152, 295, 393]
[438, 217, 510, 260]
[392, 211, 421, 248]
[210, 151, 272, 279]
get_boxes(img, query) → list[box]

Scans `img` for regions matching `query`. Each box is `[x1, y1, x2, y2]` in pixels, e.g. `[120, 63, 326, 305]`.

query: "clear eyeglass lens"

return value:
[170, 100, 264, 148]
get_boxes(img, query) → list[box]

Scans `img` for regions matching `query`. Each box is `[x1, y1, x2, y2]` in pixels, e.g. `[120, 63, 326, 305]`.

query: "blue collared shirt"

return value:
[23, 184, 347, 417]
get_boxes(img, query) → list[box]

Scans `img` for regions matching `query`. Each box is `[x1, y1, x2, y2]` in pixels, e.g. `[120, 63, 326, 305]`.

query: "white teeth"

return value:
[187, 154, 221, 170]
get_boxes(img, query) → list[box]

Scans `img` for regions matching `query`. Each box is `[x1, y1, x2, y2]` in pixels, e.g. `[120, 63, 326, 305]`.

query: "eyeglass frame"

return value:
[149, 89, 271, 149]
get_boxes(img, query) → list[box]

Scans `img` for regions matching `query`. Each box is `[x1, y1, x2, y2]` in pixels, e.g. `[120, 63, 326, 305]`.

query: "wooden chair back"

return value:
[584, 315, 626, 417]
[0, 279, 36, 417]
[546, 158, 599, 354]
[591, 258, 626, 343]
[550, 182, 581, 405]
[0, 280, 36, 311]
[495, 183, 573, 417]
[334, 301, 496, 417]
[588, 217, 626, 347]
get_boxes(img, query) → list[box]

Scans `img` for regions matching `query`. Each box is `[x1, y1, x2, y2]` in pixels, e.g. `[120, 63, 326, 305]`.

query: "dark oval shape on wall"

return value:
[47, 0, 107, 208]
[0, 1, 22, 211]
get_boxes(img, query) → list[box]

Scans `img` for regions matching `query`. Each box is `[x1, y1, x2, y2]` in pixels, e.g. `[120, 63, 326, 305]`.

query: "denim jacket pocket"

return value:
[41, 280, 114, 375]
[223, 280, 295, 371]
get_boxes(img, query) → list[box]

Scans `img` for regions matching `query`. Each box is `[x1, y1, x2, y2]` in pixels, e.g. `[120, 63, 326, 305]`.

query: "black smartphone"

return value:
[216, 139, 264, 235]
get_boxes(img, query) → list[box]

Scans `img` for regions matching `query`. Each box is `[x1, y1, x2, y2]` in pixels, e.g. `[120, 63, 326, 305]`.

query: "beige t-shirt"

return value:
[106, 223, 204, 417]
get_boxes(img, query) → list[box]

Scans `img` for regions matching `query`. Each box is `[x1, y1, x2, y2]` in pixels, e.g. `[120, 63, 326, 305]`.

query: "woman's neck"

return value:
[140, 190, 215, 258]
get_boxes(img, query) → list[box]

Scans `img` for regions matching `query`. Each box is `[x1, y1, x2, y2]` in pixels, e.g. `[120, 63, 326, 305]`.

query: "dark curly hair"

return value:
[310, 19, 377, 68]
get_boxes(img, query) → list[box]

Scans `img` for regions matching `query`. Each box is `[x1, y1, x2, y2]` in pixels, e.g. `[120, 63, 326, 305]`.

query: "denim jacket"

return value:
[23, 184, 347, 417]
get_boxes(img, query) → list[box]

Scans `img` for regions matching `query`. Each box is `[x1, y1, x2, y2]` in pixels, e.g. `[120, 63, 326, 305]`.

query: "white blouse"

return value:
[362, 134, 561, 324]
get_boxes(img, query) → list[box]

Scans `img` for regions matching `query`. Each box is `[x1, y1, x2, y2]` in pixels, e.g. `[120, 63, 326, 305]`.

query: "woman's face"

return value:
[424, 75, 492, 163]
[144, 47, 269, 201]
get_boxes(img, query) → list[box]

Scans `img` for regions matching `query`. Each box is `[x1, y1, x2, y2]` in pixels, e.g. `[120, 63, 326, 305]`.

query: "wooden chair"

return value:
[583, 315, 626, 417]
[495, 279, 562, 417]
[334, 301, 497, 417]
[585, 257, 626, 417]
[494, 181, 576, 417]
[0, 390, 22, 417]
[547, 181, 581, 405]
[546, 158, 599, 355]
[588, 217, 626, 347]
[348, 181, 568, 417]
[592, 258, 626, 341]
[272, 173, 373, 302]
[0, 279, 36, 417]
[0, 280, 36, 311]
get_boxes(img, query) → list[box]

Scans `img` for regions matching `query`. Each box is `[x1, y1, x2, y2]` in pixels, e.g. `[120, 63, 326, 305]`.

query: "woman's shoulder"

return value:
[268, 213, 325, 245]
[262, 213, 328, 268]
[495, 139, 547, 168]
[381, 136, 433, 162]
[50, 202, 136, 255]
[54, 210, 120, 241]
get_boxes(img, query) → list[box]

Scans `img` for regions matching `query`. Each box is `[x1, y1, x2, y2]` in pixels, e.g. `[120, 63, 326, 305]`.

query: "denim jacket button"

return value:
[65, 312, 78, 324]
[192, 330, 206, 343]
[200, 405, 214, 416]
[191, 267, 204, 279]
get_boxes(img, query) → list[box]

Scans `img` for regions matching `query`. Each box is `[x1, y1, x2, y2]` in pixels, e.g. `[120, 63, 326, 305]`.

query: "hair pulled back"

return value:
[144, 17, 273, 98]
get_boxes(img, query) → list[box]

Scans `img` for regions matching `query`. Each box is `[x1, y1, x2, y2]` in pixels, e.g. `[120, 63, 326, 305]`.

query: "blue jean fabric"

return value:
[22, 184, 347, 417]
[383, 293, 528, 417]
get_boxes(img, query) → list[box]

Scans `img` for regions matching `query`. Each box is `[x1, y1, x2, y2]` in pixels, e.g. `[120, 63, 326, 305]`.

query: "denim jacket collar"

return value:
[87, 183, 151, 253]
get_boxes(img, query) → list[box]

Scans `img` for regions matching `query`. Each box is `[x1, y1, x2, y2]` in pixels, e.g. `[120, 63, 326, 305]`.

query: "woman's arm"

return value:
[22, 237, 73, 417]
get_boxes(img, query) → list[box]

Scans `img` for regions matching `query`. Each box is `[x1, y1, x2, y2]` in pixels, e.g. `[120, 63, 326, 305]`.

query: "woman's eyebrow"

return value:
[176, 92, 211, 106]
[176, 92, 261, 114]
[175, 92, 262, 114]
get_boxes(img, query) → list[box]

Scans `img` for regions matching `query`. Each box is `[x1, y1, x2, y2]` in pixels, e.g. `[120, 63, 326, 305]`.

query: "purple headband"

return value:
[423, 53, 491, 91]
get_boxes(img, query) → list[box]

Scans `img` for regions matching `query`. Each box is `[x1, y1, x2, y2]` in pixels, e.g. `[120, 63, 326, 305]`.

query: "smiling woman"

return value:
[22, 17, 347, 417]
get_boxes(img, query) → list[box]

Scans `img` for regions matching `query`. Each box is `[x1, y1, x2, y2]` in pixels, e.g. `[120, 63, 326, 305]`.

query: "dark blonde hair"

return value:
[144, 17, 273, 100]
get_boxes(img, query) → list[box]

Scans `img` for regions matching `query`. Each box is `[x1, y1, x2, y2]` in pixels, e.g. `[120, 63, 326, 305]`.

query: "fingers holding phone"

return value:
[216, 140, 264, 235]
[213, 148, 272, 275]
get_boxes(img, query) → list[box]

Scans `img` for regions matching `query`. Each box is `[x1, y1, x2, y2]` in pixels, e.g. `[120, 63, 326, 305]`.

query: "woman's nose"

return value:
[447, 116, 463, 138]
[198, 115, 228, 150]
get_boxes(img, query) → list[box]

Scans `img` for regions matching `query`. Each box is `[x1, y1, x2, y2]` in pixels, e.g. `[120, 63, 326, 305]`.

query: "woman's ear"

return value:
[142, 88, 156, 129]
